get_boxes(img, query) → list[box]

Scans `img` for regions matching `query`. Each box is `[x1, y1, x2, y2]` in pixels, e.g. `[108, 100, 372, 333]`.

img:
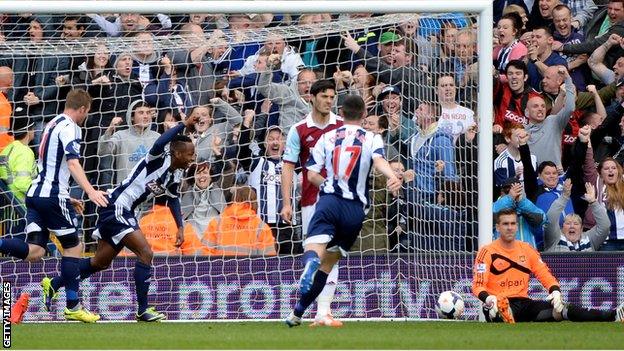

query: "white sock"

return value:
[316, 264, 339, 318]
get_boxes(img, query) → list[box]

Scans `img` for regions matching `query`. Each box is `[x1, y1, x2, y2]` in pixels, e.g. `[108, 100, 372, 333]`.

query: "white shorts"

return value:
[301, 204, 316, 238]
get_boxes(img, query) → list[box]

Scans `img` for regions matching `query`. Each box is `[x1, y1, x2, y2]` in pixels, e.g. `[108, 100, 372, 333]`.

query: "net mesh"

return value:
[0, 11, 481, 321]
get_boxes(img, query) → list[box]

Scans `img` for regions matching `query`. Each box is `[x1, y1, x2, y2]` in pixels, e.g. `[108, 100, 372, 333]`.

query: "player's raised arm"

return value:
[149, 113, 198, 158]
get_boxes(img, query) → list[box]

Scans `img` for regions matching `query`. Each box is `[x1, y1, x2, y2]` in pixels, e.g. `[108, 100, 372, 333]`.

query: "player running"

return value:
[280, 79, 345, 326]
[473, 208, 624, 323]
[285, 95, 401, 327]
[41, 114, 198, 322]
[0, 89, 109, 322]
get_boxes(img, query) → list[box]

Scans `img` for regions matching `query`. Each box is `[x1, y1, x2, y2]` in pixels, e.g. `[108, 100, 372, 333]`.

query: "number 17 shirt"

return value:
[306, 124, 385, 208]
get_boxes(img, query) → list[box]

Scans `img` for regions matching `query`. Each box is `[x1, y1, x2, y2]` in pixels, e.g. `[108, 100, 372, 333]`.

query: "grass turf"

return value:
[9, 321, 624, 349]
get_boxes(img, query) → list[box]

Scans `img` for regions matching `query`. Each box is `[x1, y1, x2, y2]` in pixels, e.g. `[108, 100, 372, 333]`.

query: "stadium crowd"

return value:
[0, 2, 621, 258]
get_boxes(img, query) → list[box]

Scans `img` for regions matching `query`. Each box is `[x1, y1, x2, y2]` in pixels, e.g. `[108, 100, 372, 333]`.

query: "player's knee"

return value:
[91, 260, 110, 272]
[137, 246, 153, 265]
[24, 245, 45, 262]
[552, 310, 564, 321]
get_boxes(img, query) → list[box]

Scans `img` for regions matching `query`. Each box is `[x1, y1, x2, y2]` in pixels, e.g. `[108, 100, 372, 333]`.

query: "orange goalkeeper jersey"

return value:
[472, 239, 559, 300]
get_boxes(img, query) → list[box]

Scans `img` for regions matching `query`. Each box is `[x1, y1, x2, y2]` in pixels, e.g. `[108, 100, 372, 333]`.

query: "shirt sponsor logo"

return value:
[476, 263, 486, 273]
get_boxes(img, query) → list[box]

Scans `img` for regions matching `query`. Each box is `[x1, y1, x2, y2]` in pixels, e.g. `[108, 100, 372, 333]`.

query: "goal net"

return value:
[0, 9, 485, 321]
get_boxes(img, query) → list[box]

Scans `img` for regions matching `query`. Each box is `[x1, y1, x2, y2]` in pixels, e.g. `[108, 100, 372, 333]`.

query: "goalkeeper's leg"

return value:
[562, 303, 620, 322]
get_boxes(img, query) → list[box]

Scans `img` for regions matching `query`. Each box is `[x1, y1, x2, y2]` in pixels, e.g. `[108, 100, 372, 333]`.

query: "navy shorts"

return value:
[25, 196, 80, 249]
[92, 204, 139, 251]
[305, 194, 365, 256]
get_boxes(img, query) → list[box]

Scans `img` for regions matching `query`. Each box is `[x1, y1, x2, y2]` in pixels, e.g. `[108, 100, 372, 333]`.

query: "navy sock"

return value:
[302, 250, 319, 267]
[79, 258, 97, 279]
[294, 270, 328, 318]
[134, 261, 152, 314]
[50, 259, 94, 291]
[0, 239, 29, 260]
[61, 257, 81, 309]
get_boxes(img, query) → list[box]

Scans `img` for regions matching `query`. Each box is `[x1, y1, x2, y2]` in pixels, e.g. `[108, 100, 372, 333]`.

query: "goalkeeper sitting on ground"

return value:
[472, 208, 624, 323]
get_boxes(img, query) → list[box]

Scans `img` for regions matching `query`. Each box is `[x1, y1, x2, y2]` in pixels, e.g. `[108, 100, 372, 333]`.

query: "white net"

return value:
[0, 11, 481, 321]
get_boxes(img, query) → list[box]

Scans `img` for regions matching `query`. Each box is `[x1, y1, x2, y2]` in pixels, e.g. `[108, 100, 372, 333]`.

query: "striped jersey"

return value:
[283, 112, 342, 207]
[247, 156, 297, 225]
[27, 114, 81, 199]
[306, 124, 385, 207]
[493, 149, 538, 186]
[107, 145, 183, 211]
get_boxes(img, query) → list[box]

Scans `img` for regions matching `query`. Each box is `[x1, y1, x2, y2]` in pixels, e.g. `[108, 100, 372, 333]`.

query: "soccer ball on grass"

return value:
[435, 291, 464, 319]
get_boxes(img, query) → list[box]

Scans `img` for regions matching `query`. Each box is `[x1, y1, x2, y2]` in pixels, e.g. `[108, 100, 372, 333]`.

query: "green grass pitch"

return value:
[9, 321, 624, 349]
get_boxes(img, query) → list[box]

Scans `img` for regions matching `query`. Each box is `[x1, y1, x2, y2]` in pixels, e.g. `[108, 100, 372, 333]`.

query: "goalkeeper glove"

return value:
[547, 290, 564, 313]
[484, 295, 498, 319]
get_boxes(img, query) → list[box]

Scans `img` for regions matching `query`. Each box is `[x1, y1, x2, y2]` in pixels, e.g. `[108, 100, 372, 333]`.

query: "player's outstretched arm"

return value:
[372, 157, 401, 196]
[306, 170, 325, 188]
[67, 159, 108, 207]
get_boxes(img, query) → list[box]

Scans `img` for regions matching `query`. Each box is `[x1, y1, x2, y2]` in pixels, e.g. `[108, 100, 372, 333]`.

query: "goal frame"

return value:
[0, 0, 494, 243]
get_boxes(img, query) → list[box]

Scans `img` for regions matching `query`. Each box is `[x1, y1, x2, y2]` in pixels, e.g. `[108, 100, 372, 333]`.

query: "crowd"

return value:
[0, 4, 618, 258]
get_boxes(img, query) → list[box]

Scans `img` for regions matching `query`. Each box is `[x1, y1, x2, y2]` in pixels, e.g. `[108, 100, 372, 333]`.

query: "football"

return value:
[435, 291, 464, 319]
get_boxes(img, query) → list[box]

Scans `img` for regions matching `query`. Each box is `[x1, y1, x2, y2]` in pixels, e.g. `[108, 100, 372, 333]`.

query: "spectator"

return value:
[341, 31, 429, 115]
[552, 4, 588, 91]
[493, 180, 547, 248]
[399, 16, 436, 70]
[193, 98, 242, 162]
[362, 114, 400, 161]
[180, 161, 226, 235]
[585, 157, 624, 250]
[238, 118, 303, 255]
[562, 0, 599, 30]
[454, 28, 479, 110]
[289, 14, 324, 70]
[555, 0, 624, 70]
[503, 4, 530, 30]
[144, 54, 193, 117]
[87, 13, 172, 37]
[352, 64, 376, 108]
[587, 33, 624, 85]
[613, 114, 624, 165]
[377, 86, 416, 148]
[202, 186, 276, 256]
[527, 0, 559, 30]
[494, 13, 528, 74]
[525, 67, 575, 167]
[256, 57, 316, 132]
[545, 180, 610, 251]
[60, 16, 86, 40]
[494, 125, 538, 188]
[130, 32, 162, 86]
[97, 100, 160, 185]
[237, 34, 304, 80]
[406, 101, 456, 203]
[430, 21, 460, 77]
[0, 66, 13, 152]
[527, 26, 568, 91]
[436, 74, 476, 141]
[494, 60, 542, 127]
[0, 117, 36, 201]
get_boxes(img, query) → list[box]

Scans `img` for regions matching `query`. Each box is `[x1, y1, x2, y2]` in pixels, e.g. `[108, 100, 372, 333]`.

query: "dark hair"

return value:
[131, 100, 152, 114]
[537, 160, 557, 174]
[533, 25, 553, 38]
[500, 12, 523, 38]
[63, 16, 85, 29]
[231, 185, 258, 211]
[171, 134, 193, 152]
[310, 79, 336, 96]
[377, 114, 389, 130]
[341, 95, 366, 121]
[495, 208, 517, 224]
[505, 59, 528, 76]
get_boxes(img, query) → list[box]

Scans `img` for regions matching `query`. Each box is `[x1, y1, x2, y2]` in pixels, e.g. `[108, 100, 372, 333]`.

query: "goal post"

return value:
[0, 1, 493, 321]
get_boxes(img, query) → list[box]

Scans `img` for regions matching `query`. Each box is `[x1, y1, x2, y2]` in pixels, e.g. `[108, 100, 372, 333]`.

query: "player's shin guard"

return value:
[294, 270, 328, 318]
[61, 257, 81, 309]
[316, 264, 338, 317]
[0, 238, 29, 260]
[563, 304, 616, 322]
[134, 261, 152, 315]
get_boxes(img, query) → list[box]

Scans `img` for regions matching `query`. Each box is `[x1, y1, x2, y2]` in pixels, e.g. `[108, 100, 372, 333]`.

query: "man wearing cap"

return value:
[0, 66, 13, 152]
[0, 117, 36, 202]
[342, 30, 430, 115]
[377, 85, 416, 150]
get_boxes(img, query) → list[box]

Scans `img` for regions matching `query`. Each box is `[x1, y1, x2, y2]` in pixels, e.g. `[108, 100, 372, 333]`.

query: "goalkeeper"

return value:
[472, 208, 624, 323]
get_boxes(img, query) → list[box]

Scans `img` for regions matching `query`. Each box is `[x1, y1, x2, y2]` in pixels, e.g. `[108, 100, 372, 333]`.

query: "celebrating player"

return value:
[285, 95, 401, 327]
[0, 89, 109, 322]
[280, 79, 344, 326]
[41, 114, 198, 322]
[473, 208, 624, 323]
